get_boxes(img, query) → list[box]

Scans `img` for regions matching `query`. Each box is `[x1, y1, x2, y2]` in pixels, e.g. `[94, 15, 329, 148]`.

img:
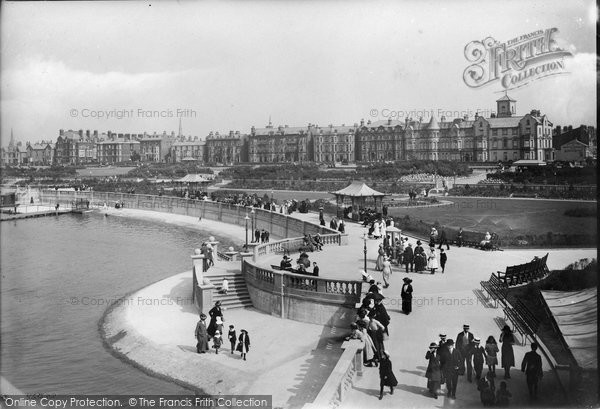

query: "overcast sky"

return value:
[1, 0, 596, 144]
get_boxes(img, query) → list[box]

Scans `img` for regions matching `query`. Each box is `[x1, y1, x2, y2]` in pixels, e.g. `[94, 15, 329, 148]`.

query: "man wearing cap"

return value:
[456, 324, 474, 381]
[195, 313, 209, 354]
[521, 342, 543, 400]
[438, 334, 449, 385]
[440, 339, 462, 399]
[401, 277, 413, 314]
[469, 337, 486, 381]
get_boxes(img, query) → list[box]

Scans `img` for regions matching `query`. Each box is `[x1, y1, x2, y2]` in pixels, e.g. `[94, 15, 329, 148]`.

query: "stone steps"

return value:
[205, 267, 252, 309]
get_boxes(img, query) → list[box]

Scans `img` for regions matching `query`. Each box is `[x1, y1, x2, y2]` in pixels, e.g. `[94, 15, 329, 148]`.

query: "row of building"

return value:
[2, 96, 596, 166]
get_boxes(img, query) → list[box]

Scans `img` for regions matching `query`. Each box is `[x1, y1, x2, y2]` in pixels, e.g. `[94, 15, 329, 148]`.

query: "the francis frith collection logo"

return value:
[463, 28, 573, 90]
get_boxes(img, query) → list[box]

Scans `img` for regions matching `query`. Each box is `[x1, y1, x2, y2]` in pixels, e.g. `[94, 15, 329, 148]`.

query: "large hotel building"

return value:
[4, 95, 589, 166]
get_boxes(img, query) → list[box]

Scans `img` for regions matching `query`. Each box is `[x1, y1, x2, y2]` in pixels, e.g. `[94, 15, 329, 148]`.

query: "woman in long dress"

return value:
[427, 246, 439, 274]
[401, 277, 413, 314]
[381, 257, 392, 288]
[378, 351, 398, 400]
[373, 221, 381, 239]
[414, 241, 426, 272]
[499, 325, 515, 379]
[195, 313, 209, 353]
[368, 316, 386, 363]
[425, 342, 442, 399]
[375, 244, 385, 271]
[356, 321, 377, 366]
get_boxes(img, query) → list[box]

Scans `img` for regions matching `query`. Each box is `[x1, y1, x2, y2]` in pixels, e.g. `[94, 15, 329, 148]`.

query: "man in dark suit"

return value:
[403, 243, 414, 273]
[456, 324, 474, 381]
[440, 339, 462, 399]
[521, 342, 543, 400]
[312, 262, 320, 277]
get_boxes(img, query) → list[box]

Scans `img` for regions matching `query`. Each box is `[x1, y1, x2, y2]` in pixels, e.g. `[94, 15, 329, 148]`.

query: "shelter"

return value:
[175, 174, 212, 192]
[331, 181, 387, 221]
[540, 288, 597, 371]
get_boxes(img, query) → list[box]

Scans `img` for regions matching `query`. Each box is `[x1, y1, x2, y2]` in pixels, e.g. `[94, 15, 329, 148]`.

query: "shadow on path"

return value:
[285, 324, 345, 409]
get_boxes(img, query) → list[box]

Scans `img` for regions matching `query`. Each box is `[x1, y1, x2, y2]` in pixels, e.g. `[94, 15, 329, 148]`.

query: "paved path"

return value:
[103, 207, 594, 409]
[275, 211, 595, 408]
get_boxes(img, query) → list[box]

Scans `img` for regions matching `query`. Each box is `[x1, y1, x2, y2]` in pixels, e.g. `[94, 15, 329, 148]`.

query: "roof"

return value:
[252, 126, 310, 136]
[513, 159, 546, 166]
[177, 174, 211, 183]
[540, 288, 597, 370]
[315, 125, 357, 134]
[485, 116, 523, 128]
[427, 115, 440, 130]
[496, 94, 516, 102]
[361, 120, 404, 129]
[331, 181, 387, 197]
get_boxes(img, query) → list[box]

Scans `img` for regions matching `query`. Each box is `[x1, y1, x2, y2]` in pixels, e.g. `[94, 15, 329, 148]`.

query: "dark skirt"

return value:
[402, 299, 412, 313]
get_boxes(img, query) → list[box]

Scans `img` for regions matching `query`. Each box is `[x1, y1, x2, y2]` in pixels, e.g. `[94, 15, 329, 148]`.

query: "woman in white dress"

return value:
[427, 246, 438, 274]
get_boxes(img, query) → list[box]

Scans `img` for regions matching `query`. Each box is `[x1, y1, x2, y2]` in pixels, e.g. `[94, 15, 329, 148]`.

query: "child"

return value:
[228, 325, 237, 354]
[478, 371, 495, 407]
[215, 316, 224, 335]
[440, 249, 447, 273]
[496, 381, 512, 407]
[221, 278, 229, 294]
[236, 329, 250, 361]
[212, 330, 222, 354]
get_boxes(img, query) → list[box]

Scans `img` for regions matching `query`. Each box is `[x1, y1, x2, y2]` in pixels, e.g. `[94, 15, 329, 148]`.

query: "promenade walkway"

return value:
[272, 212, 595, 408]
[103, 207, 595, 408]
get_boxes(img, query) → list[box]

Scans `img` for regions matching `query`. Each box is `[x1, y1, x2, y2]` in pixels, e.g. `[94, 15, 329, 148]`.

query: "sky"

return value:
[1, 0, 597, 145]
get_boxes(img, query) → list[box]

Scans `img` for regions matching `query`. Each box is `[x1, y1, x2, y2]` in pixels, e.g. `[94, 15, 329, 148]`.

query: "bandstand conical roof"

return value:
[331, 181, 387, 197]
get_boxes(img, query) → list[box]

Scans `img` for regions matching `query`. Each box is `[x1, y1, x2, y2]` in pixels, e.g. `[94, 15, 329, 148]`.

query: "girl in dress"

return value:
[485, 335, 499, 376]
[427, 246, 439, 274]
[237, 329, 251, 361]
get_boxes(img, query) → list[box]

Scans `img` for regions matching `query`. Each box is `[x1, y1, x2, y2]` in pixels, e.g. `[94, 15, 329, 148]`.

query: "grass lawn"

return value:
[76, 167, 137, 177]
[387, 196, 596, 244]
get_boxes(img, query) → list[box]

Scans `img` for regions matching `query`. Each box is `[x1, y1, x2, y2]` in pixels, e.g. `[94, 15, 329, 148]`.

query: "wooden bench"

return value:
[497, 253, 550, 287]
[480, 274, 508, 307]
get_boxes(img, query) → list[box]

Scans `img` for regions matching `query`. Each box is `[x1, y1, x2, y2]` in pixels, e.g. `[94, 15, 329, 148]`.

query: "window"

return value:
[492, 129, 497, 136]
[513, 140, 518, 148]
[502, 129, 508, 136]
[503, 139, 508, 148]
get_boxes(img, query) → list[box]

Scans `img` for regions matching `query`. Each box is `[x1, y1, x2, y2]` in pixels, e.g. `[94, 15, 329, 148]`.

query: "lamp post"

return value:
[270, 190, 274, 210]
[363, 231, 368, 274]
[244, 213, 250, 249]
[251, 208, 256, 241]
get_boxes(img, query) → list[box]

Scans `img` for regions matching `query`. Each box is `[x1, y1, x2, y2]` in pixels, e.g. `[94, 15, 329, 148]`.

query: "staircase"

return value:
[205, 269, 253, 309]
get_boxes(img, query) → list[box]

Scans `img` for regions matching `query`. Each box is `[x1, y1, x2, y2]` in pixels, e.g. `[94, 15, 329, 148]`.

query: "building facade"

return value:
[248, 122, 311, 163]
[170, 137, 205, 163]
[205, 131, 247, 164]
[96, 138, 140, 164]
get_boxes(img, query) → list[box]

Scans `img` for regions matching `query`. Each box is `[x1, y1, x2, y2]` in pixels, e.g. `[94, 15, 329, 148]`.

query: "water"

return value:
[0, 213, 235, 394]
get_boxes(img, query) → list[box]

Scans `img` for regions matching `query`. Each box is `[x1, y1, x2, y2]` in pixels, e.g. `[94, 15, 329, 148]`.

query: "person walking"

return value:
[207, 301, 223, 338]
[438, 334, 449, 385]
[438, 228, 450, 250]
[368, 315, 386, 363]
[485, 335, 499, 376]
[403, 243, 414, 273]
[470, 337, 487, 381]
[375, 244, 385, 271]
[212, 330, 222, 354]
[495, 381, 512, 406]
[414, 241, 426, 272]
[236, 329, 250, 360]
[195, 313, 209, 354]
[456, 324, 474, 382]
[456, 227, 463, 247]
[228, 325, 237, 354]
[500, 325, 515, 379]
[427, 246, 438, 274]
[312, 262, 320, 277]
[381, 257, 392, 288]
[440, 249, 447, 273]
[440, 339, 462, 399]
[425, 342, 442, 399]
[378, 351, 398, 400]
[521, 342, 543, 400]
[401, 277, 413, 314]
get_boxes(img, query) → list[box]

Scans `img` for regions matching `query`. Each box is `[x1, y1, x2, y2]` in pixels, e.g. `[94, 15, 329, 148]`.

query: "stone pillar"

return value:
[207, 238, 219, 265]
[191, 250, 206, 282]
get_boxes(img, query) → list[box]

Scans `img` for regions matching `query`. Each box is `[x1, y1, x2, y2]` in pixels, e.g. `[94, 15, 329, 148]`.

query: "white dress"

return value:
[427, 249, 439, 270]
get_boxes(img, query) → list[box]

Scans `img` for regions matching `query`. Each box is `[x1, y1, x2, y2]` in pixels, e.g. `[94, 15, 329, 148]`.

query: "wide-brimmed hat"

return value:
[439, 333, 446, 338]
[446, 339, 455, 346]
[283, 255, 290, 259]
[463, 324, 470, 330]
[429, 342, 438, 348]
[215, 301, 222, 306]
[373, 293, 385, 301]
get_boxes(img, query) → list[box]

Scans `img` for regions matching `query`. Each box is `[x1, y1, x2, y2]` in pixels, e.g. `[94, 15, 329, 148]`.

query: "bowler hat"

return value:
[446, 339, 455, 346]
[416, 240, 422, 245]
[429, 342, 438, 348]
[439, 333, 446, 338]
[200, 313, 207, 319]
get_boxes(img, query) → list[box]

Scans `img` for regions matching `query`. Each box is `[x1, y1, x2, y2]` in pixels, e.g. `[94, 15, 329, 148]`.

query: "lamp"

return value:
[250, 208, 256, 241]
[244, 213, 250, 249]
[363, 230, 368, 274]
